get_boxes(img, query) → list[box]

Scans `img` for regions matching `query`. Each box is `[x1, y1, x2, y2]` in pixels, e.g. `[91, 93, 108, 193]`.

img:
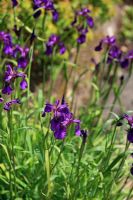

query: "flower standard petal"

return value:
[20, 79, 28, 90]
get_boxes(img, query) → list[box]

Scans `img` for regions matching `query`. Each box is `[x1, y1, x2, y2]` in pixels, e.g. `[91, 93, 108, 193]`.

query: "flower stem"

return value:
[71, 139, 85, 199]
[27, 45, 34, 99]
[105, 139, 130, 200]
[126, 183, 133, 200]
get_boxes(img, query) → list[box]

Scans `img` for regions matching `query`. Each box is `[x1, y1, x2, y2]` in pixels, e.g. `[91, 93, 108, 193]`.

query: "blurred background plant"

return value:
[119, 4, 133, 46]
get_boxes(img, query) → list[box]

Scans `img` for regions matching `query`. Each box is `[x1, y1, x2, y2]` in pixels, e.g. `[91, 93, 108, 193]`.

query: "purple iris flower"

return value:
[77, 27, 88, 44]
[80, 129, 88, 143]
[42, 98, 81, 139]
[12, 45, 29, 69]
[0, 97, 4, 103]
[87, 16, 94, 28]
[54, 125, 66, 140]
[0, 31, 29, 107]
[4, 99, 21, 111]
[124, 114, 133, 128]
[0, 31, 29, 69]
[127, 50, 133, 60]
[123, 114, 133, 143]
[59, 43, 66, 54]
[127, 129, 133, 143]
[11, 0, 18, 7]
[3, 65, 28, 91]
[77, 34, 86, 44]
[20, 79, 28, 90]
[77, 8, 91, 17]
[47, 34, 59, 46]
[0, 32, 13, 55]
[33, 0, 58, 22]
[45, 34, 66, 55]
[130, 164, 133, 175]
[2, 85, 13, 95]
[107, 45, 122, 63]
[3, 44, 13, 55]
[52, 10, 59, 22]
[72, 8, 94, 44]
[18, 57, 28, 68]
[120, 58, 129, 68]
[120, 49, 133, 68]
[0, 31, 12, 45]
[33, 4, 42, 18]
[95, 35, 116, 51]
[13, 45, 29, 58]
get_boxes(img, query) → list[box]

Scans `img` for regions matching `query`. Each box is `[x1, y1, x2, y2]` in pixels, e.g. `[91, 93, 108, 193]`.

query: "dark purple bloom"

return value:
[33, 5, 42, 18]
[52, 10, 59, 22]
[59, 43, 66, 54]
[13, 45, 29, 58]
[95, 35, 116, 51]
[42, 102, 54, 116]
[3, 65, 27, 91]
[33, 0, 58, 22]
[130, 165, 133, 175]
[11, 0, 18, 7]
[4, 65, 15, 82]
[119, 49, 133, 69]
[107, 45, 122, 64]
[77, 8, 91, 16]
[44, 0, 54, 10]
[4, 99, 21, 111]
[77, 27, 88, 44]
[77, 34, 86, 44]
[71, 8, 94, 44]
[108, 45, 122, 59]
[2, 85, 13, 95]
[80, 129, 88, 143]
[0, 32, 29, 69]
[0, 31, 12, 45]
[104, 35, 116, 44]
[127, 50, 133, 60]
[47, 34, 59, 46]
[20, 79, 28, 90]
[42, 99, 81, 139]
[18, 57, 28, 68]
[0, 97, 4, 103]
[95, 41, 102, 51]
[0, 32, 13, 56]
[75, 122, 81, 136]
[54, 125, 66, 140]
[0, 31, 29, 104]
[124, 114, 133, 128]
[123, 114, 133, 143]
[45, 45, 53, 55]
[120, 58, 129, 68]
[127, 129, 133, 143]
[87, 16, 94, 28]
[3, 44, 13, 55]
[45, 34, 66, 55]
[4, 65, 26, 81]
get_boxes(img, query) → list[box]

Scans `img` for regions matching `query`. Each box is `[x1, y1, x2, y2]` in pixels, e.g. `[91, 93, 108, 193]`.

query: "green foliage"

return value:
[120, 5, 133, 43]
